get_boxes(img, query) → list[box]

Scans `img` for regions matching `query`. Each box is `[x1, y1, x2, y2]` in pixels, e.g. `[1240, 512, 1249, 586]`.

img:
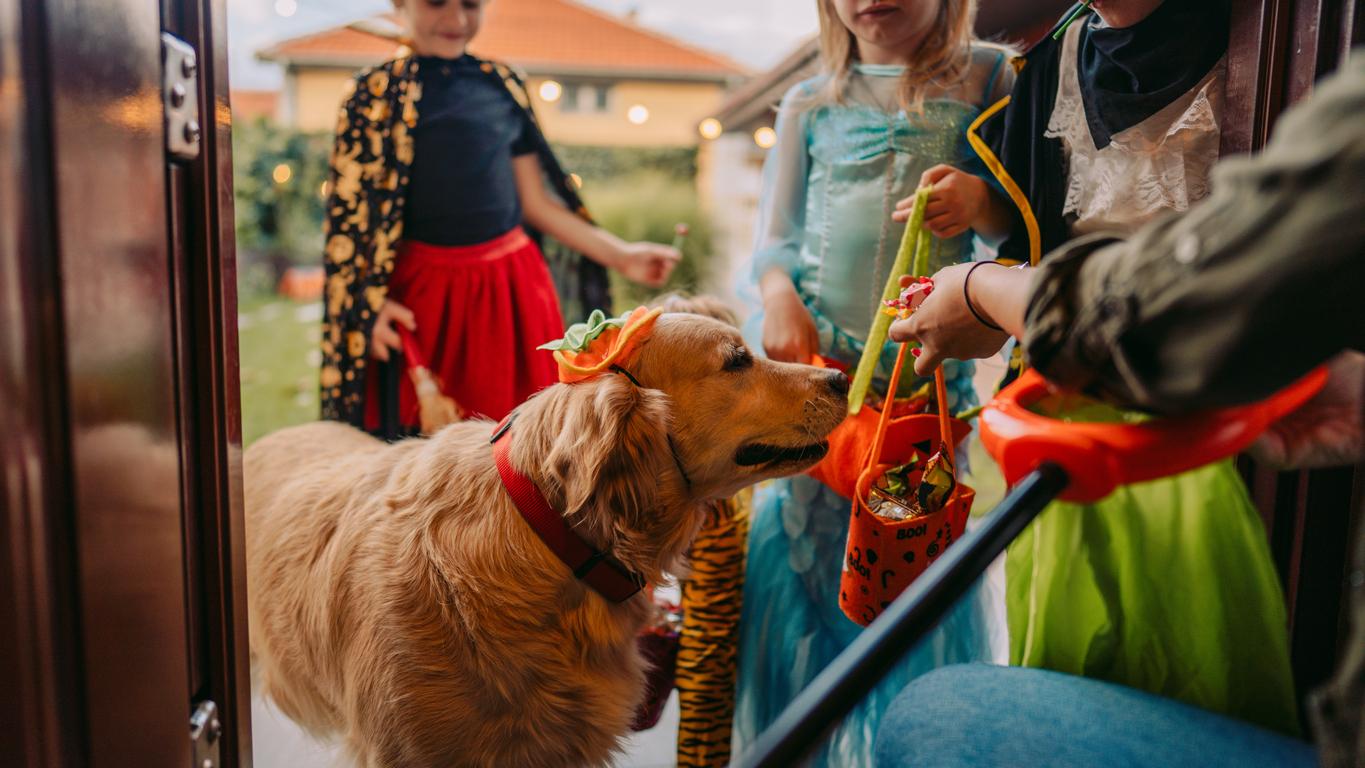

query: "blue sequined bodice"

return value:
[798, 96, 980, 339]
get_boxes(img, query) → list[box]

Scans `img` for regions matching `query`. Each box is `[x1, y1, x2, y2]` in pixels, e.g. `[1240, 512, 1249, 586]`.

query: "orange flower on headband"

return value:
[537, 306, 663, 383]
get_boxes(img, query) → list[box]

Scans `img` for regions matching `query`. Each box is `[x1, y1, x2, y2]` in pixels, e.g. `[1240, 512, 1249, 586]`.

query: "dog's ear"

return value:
[545, 374, 673, 519]
[515, 376, 698, 581]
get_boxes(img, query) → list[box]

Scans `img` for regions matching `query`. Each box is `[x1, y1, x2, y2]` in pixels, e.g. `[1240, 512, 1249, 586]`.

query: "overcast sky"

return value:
[226, 0, 820, 90]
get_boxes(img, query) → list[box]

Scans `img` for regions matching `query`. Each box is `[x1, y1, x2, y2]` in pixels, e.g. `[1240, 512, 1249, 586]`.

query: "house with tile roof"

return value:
[256, 0, 746, 147]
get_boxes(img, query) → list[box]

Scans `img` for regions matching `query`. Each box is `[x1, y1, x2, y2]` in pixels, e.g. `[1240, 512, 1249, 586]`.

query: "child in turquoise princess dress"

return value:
[734, 0, 1015, 764]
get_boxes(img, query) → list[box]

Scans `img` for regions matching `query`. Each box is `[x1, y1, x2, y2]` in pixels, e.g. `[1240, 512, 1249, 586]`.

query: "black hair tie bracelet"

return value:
[964, 261, 1006, 332]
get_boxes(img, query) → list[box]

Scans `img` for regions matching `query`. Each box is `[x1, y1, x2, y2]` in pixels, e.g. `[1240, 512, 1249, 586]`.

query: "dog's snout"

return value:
[824, 370, 850, 397]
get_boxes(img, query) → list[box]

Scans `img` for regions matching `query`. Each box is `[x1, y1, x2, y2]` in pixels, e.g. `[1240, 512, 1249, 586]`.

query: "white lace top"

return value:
[1045, 20, 1226, 236]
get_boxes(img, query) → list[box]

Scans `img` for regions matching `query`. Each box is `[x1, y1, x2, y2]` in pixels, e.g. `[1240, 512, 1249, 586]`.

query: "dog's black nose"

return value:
[825, 370, 850, 396]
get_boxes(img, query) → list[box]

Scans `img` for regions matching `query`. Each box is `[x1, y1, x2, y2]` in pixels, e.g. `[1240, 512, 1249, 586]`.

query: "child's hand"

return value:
[615, 242, 681, 288]
[760, 272, 819, 363]
[893, 165, 991, 239]
[370, 300, 416, 363]
[1251, 351, 1365, 469]
[889, 263, 1010, 376]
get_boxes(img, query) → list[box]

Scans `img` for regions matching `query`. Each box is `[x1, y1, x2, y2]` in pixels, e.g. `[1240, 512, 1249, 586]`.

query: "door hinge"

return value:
[189, 700, 222, 768]
[162, 32, 201, 161]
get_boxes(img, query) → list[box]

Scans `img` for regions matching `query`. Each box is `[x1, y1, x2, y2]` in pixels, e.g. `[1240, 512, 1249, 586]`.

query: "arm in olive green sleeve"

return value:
[1023, 54, 1365, 414]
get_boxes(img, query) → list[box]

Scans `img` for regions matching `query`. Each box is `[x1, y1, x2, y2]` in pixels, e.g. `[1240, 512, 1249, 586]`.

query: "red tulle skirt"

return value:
[364, 227, 564, 430]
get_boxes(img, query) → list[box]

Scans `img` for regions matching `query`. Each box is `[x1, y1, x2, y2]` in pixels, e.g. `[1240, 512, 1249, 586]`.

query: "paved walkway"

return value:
[250, 691, 680, 767]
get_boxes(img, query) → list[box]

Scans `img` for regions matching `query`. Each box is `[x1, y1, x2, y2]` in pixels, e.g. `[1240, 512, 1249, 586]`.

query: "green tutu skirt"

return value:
[1006, 457, 1300, 734]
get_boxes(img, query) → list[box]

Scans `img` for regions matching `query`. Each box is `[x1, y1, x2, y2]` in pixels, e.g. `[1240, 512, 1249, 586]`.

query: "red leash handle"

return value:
[979, 367, 1328, 503]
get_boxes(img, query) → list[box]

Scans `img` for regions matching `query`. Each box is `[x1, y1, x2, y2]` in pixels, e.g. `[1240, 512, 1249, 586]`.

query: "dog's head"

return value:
[511, 313, 846, 580]
[631, 313, 847, 497]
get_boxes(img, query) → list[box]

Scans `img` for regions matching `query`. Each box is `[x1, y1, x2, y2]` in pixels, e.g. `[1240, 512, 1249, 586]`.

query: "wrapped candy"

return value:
[867, 447, 958, 523]
[881, 276, 934, 319]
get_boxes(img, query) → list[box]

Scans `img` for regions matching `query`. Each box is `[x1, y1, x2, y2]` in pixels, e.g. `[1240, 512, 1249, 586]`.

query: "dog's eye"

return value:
[723, 346, 754, 372]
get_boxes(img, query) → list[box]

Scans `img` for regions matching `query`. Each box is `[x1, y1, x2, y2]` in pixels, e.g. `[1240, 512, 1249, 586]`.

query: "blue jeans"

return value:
[875, 665, 1318, 768]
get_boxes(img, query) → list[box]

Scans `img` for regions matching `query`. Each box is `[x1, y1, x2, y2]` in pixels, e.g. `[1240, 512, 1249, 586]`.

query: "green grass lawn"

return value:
[238, 296, 322, 446]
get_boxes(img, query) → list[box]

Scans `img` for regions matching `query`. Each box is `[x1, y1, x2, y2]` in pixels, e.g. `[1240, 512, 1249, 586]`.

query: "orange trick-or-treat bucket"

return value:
[839, 344, 974, 627]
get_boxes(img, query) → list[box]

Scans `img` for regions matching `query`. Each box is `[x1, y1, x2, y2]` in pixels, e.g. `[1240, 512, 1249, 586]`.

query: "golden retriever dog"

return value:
[245, 313, 848, 767]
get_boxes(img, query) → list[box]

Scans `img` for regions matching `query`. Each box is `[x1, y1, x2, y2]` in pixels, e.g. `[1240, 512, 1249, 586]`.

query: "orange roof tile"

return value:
[230, 89, 281, 122]
[259, 0, 746, 80]
[257, 24, 404, 67]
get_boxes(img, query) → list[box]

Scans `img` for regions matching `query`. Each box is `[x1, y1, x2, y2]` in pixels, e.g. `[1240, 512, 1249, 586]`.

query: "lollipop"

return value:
[671, 222, 689, 253]
[1052, 0, 1093, 40]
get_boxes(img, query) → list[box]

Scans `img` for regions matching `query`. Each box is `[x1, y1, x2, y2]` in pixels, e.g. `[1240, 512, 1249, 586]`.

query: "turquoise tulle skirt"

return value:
[732, 474, 997, 766]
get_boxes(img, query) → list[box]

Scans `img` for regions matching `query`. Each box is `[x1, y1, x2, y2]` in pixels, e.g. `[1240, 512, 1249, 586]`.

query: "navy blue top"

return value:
[404, 54, 537, 247]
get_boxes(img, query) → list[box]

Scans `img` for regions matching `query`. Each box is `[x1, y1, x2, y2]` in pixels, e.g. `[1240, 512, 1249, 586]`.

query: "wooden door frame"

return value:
[0, 0, 250, 764]
[1223, 0, 1364, 717]
[164, 0, 253, 763]
[0, 0, 85, 763]
[1223, 0, 1362, 155]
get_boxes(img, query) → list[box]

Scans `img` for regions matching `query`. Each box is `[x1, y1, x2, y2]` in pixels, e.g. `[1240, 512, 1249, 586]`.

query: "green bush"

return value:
[552, 145, 697, 185]
[231, 123, 713, 310]
[578, 171, 716, 312]
[232, 119, 331, 298]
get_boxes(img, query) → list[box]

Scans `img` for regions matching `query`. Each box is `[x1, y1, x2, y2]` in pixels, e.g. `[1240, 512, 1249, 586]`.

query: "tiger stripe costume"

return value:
[676, 489, 751, 768]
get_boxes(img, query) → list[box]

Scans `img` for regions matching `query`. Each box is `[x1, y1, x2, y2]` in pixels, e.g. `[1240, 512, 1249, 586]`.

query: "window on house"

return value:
[558, 83, 613, 114]
[561, 83, 582, 113]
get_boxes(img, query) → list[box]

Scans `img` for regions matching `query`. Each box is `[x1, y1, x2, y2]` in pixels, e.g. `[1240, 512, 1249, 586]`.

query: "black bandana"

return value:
[1077, 0, 1230, 149]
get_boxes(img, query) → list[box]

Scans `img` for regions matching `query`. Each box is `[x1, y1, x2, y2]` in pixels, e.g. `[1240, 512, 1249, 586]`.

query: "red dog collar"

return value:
[490, 415, 644, 603]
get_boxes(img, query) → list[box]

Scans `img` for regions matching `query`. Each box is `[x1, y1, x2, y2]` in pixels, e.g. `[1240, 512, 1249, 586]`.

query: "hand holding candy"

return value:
[882, 275, 934, 319]
[1251, 351, 1365, 469]
[890, 263, 1012, 376]
[617, 241, 681, 288]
